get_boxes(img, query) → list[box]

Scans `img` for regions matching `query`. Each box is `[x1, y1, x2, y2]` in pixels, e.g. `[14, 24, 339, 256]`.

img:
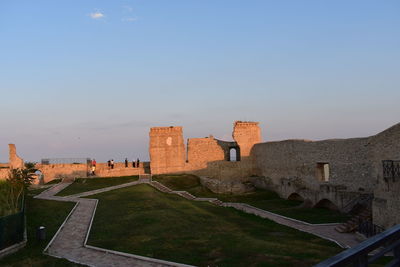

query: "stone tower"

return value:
[9, 144, 24, 169]
[232, 121, 261, 158]
[149, 126, 186, 174]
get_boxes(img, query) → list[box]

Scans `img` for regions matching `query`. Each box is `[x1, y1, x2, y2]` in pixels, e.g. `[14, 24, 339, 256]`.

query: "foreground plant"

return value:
[0, 163, 36, 216]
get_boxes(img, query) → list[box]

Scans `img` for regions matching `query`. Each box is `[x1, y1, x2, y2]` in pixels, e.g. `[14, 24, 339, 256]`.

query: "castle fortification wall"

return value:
[368, 123, 400, 229]
[36, 163, 88, 183]
[149, 127, 186, 174]
[252, 137, 373, 194]
[149, 122, 261, 181]
[0, 144, 24, 180]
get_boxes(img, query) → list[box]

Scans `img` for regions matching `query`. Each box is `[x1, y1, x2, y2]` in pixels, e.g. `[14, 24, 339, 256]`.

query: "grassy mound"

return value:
[87, 184, 342, 267]
[153, 174, 350, 224]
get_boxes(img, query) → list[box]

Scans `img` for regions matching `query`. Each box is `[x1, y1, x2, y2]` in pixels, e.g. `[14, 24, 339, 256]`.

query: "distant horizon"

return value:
[1, 1, 399, 163]
[1, 120, 399, 163]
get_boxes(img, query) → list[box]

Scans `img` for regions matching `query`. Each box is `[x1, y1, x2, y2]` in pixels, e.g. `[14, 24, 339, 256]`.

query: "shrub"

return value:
[0, 163, 36, 217]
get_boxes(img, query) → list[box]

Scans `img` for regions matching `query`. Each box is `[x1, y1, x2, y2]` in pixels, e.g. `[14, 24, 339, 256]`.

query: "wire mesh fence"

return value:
[0, 204, 24, 250]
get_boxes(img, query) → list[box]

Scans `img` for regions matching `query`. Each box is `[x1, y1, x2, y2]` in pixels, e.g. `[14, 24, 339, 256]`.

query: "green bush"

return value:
[0, 163, 36, 217]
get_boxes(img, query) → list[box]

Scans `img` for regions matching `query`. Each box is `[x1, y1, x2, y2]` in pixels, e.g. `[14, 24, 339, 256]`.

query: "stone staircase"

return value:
[150, 181, 173, 193]
[335, 206, 372, 233]
[175, 191, 196, 200]
[138, 174, 151, 181]
[210, 199, 224, 206]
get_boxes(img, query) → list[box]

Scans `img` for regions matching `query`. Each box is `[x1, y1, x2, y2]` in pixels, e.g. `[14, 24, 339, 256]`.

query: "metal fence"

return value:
[41, 158, 91, 165]
[358, 219, 385, 238]
[0, 206, 25, 250]
[314, 224, 400, 267]
[383, 160, 400, 182]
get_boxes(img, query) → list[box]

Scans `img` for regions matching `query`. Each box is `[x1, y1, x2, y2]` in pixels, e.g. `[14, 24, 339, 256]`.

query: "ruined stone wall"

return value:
[233, 121, 261, 158]
[8, 144, 24, 169]
[149, 123, 261, 181]
[94, 162, 147, 177]
[252, 123, 400, 224]
[368, 123, 400, 228]
[253, 137, 373, 192]
[0, 144, 24, 180]
[0, 169, 9, 180]
[251, 137, 374, 210]
[149, 127, 186, 174]
[36, 163, 88, 183]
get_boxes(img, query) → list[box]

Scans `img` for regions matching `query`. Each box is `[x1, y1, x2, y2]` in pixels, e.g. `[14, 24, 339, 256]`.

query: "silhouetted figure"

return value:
[136, 158, 140, 168]
[111, 159, 114, 169]
[132, 160, 135, 168]
[125, 158, 128, 168]
[107, 160, 111, 169]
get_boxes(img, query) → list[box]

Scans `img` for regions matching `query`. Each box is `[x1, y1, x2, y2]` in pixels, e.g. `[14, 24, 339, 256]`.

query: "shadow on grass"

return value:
[56, 176, 139, 196]
[153, 174, 351, 224]
[87, 184, 343, 267]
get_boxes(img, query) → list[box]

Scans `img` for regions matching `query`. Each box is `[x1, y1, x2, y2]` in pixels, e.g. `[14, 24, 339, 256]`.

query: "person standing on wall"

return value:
[107, 160, 111, 169]
[125, 158, 128, 168]
[136, 158, 140, 168]
[111, 159, 114, 169]
[91, 159, 97, 176]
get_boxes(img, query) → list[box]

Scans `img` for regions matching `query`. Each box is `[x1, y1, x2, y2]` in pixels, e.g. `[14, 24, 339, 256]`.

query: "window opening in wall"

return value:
[229, 148, 237, 162]
[316, 163, 330, 182]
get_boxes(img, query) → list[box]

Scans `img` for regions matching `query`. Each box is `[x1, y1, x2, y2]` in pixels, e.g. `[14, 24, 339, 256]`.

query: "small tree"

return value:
[0, 163, 36, 216]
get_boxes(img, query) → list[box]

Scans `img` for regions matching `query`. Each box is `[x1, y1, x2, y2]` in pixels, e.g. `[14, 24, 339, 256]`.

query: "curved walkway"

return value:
[34, 179, 360, 266]
[35, 180, 194, 267]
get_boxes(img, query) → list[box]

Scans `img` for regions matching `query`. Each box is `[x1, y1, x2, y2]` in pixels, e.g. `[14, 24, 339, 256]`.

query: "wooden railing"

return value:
[314, 224, 400, 267]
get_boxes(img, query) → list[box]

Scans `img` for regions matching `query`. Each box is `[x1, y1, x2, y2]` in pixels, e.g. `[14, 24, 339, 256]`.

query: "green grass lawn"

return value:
[87, 184, 343, 267]
[45, 179, 61, 185]
[56, 176, 139, 196]
[153, 174, 350, 224]
[0, 189, 83, 266]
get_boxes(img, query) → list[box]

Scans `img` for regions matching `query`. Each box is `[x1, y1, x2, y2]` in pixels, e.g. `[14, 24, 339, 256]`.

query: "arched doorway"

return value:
[287, 192, 304, 202]
[314, 199, 339, 211]
[228, 146, 240, 162]
[34, 170, 44, 185]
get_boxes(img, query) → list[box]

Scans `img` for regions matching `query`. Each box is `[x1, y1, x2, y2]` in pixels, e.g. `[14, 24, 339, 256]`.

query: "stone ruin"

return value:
[0, 144, 24, 180]
[2, 120, 400, 229]
[149, 121, 400, 229]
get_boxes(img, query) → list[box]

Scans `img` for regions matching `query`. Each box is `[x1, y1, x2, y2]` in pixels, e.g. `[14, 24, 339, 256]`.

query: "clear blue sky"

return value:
[1, 0, 399, 162]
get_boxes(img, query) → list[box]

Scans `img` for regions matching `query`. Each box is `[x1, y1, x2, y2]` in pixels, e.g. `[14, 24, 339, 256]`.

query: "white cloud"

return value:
[89, 12, 104, 19]
[122, 17, 138, 22]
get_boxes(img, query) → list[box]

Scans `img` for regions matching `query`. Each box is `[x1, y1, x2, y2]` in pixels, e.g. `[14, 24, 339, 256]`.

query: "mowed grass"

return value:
[87, 184, 343, 267]
[56, 176, 139, 196]
[153, 174, 350, 224]
[0, 189, 83, 267]
[46, 178, 62, 185]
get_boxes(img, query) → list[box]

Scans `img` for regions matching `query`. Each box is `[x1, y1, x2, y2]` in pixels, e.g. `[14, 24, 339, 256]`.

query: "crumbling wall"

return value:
[0, 144, 24, 180]
[148, 122, 261, 188]
[253, 137, 373, 192]
[36, 163, 88, 183]
[0, 169, 9, 180]
[149, 127, 186, 174]
[251, 137, 374, 210]
[8, 144, 24, 169]
[233, 121, 261, 158]
[94, 162, 147, 177]
[369, 123, 400, 228]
